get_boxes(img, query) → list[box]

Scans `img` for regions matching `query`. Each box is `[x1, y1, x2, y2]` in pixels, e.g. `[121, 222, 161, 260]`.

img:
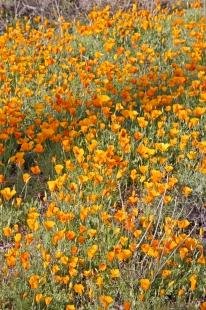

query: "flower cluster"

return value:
[0, 1, 206, 309]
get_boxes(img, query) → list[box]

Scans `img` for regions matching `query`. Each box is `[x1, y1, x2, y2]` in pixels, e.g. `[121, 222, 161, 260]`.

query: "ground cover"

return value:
[0, 1, 206, 309]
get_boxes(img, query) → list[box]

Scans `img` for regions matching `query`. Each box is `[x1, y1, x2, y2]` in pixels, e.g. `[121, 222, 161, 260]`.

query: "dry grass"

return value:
[0, 0, 196, 32]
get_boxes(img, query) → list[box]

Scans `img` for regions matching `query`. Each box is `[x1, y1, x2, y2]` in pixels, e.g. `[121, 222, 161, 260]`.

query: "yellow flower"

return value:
[1, 187, 16, 201]
[87, 229, 97, 238]
[177, 219, 190, 229]
[66, 305, 76, 310]
[45, 296, 52, 305]
[23, 173, 31, 183]
[165, 165, 173, 172]
[60, 255, 68, 265]
[197, 255, 206, 265]
[189, 274, 197, 291]
[35, 294, 43, 303]
[99, 295, 113, 308]
[95, 94, 111, 107]
[200, 302, 206, 310]
[182, 186, 192, 197]
[44, 220, 55, 230]
[178, 288, 185, 297]
[96, 276, 104, 287]
[73, 283, 84, 295]
[54, 164, 64, 175]
[133, 229, 142, 238]
[161, 269, 172, 278]
[3, 227, 12, 237]
[69, 268, 78, 277]
[27, 219, 39, 231]
[121, 249, 132, 260]
[29, 275, 40, 289]
[159, 289, 165, 296]
[16, 197, 22, 207]
[120, 236, 128, 246]
[52, 264, 60, 274]
[87, 244, 98, 259]
[130, 169, 137, 181]
[110, 268, 120, 278]
[14, 233, 22, 243]
[139, 278, 151, 291]
[104, 39, 115, 52]
[47, 180, 57, 192]
[73, 146, 84, 163]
